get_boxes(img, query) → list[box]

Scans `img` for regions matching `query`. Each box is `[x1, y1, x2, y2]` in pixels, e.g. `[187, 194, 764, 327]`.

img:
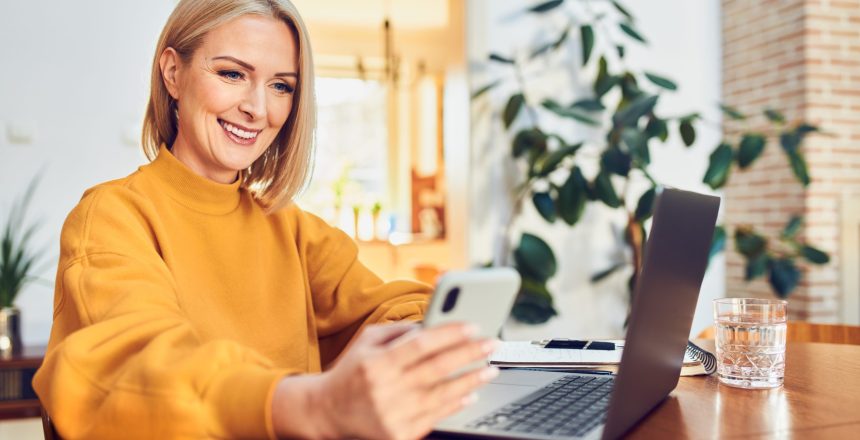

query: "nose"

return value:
[238, 83, 266, 121]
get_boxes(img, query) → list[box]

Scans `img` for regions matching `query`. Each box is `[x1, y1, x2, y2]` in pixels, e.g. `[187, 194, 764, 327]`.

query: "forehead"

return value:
[198, 14, 298, 71]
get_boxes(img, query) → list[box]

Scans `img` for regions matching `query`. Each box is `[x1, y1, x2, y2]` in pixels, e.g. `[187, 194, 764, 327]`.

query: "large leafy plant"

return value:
[473, 0, 829, 324]
[0, 178, 48, 309]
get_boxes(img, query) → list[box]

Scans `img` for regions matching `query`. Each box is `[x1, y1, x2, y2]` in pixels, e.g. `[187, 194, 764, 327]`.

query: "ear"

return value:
[159, 47, 182, 100]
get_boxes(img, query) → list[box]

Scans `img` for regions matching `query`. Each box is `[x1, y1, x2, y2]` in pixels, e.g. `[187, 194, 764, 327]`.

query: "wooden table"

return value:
[626, 340, 860, 439]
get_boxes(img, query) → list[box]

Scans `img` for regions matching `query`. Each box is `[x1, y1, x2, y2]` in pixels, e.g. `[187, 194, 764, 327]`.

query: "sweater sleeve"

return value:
[33, 187, 290, 440]
[291, 207, 432, 368]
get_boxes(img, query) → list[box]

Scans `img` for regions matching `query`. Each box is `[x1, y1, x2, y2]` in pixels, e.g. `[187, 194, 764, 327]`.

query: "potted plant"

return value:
[0, 178, 47, 358]
[472, 0, 829, 325]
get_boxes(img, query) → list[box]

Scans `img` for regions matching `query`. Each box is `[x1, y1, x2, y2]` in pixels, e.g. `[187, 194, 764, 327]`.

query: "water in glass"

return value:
[714, 298, 787, 389]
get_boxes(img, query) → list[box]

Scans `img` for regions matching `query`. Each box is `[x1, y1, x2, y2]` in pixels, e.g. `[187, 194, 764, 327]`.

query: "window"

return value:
[297, 77, 390, 240]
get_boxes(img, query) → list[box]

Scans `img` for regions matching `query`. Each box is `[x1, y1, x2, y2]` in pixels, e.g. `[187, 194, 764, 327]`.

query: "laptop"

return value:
[433, 187, 720, 440]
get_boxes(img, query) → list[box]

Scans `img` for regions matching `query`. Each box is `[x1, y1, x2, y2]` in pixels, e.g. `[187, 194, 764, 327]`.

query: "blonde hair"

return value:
[142, 0, 316, 212]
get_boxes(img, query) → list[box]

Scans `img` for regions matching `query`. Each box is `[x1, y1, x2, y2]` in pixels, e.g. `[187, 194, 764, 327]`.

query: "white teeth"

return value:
[220, 120, 258, 139]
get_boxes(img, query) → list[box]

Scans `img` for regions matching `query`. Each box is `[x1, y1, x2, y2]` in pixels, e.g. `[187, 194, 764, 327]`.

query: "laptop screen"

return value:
[602, 188, 719, 439]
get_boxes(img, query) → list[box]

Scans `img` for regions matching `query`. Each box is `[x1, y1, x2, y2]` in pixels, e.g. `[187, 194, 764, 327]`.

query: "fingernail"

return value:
[463, 324, 479, 337]
[479, 366, 500, 382]
[462, 392, 479, 406]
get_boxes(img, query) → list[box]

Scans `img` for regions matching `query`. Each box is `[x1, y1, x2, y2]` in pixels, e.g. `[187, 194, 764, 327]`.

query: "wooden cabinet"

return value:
[0, 346, 44, 419]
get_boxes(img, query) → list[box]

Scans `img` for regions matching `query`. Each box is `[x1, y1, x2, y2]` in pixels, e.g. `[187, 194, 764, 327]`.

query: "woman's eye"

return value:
[218, 70, 244, 80]
[273, 82, 295, 94]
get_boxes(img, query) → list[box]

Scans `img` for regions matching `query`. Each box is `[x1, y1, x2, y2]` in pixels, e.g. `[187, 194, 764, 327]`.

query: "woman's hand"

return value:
[272, 322, 499, 440]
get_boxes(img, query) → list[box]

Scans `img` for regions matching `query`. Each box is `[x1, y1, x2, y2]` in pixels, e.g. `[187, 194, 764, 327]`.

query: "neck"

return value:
[170, 133, 239, 184]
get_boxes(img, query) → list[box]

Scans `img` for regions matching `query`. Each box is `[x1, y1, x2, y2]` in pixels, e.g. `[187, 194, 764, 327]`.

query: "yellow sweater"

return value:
[33, 145, 431, 439]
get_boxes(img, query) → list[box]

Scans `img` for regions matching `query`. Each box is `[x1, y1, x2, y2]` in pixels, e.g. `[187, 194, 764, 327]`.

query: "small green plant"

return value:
[0, 178, 48, 308]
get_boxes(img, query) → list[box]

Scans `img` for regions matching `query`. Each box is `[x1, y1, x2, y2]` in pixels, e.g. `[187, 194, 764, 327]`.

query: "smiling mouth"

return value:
[218, 119, 261, 145]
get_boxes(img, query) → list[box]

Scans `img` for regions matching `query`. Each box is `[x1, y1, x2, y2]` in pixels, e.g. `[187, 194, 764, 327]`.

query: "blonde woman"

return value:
[33, 1, 497, 438]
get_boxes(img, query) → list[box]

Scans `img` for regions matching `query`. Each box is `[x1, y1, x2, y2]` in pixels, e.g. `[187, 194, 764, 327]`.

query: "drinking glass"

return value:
[713, 298, 787, 389]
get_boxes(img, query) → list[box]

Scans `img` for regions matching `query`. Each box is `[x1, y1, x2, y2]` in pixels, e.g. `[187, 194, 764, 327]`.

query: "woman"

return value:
[33, 1, 497, 438]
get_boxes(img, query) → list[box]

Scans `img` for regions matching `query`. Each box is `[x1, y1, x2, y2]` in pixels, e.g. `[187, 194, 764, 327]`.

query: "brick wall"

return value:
[722, 0, 860, 321]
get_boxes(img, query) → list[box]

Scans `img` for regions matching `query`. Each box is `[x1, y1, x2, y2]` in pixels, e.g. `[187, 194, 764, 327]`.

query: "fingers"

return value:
[406, 367, 498, 438]
[359, 322, 421, 346]
[384, 322, 477, 368]
[405, 338, 498, 388]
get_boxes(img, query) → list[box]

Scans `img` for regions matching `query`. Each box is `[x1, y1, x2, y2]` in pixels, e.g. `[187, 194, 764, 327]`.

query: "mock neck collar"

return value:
[143, 144, 243, 215]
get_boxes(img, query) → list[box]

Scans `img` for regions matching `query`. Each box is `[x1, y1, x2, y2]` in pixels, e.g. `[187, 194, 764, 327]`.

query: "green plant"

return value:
[473, 0, 828, 324]
[0, 178, 48, 308]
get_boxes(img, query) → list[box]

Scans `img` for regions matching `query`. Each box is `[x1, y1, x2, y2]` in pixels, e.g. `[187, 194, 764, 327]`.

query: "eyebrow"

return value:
[211, 55, 298, 78]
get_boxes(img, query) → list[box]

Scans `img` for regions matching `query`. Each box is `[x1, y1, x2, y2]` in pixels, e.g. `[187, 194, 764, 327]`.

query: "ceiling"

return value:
[291, 0, 450, 30]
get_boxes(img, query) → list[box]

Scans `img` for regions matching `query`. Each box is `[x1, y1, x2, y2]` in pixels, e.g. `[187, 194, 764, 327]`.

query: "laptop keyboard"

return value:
[466, 374, 614, 438]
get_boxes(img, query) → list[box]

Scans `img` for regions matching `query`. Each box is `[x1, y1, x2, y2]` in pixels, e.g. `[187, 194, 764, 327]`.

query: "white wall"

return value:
[0, 0, 723, 347]
[466, 0, 724, 340]
[0, 1, 176, 345]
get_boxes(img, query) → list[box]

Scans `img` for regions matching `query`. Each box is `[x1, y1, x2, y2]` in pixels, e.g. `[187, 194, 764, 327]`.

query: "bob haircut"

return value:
[142, 0, 316, 212]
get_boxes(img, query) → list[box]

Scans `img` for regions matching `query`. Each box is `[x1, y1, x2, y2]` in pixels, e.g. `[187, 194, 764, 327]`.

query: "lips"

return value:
[218, 119, 261, 145]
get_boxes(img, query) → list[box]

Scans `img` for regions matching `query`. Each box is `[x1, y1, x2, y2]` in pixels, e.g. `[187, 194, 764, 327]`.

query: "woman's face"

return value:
[160, 15, 298, 183]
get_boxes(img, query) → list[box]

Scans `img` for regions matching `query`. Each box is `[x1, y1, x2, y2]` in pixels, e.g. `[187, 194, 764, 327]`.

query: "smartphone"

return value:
[423, 267, 521, 341]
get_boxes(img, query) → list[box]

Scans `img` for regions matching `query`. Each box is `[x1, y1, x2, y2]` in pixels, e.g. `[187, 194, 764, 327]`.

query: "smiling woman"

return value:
[31, 1, 497, 439]
[141, 0, 313, 210]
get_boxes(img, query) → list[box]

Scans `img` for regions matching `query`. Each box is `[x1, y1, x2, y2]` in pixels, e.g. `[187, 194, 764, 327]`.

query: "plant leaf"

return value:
[511, 278, 557, 324]
[532, 192, 557, 223]
[644, 72, 677, 91]
[489, 53, 515, 64]
[709, 225, 726, 259]
[512, 129, 548, 158]
[594, 56, 621, 98]
[580, 25, 594, 66]
[504, 93, 525, 128]
[735, 227, 767, 258]
[634, 187, 657, 221]
[571, 99, 605, 112]
[703, 143, 734, 189]
[619, 22, 647, 44]
[601, 147, 632, 177]
[737, 133, 766, 169]
[786, 149, 811, 186]
[679, 120, 696, 146]
[529, 0, 565, 13]
[769, 258, 800, 298]
[612, 1, 634, 21]
[471, 80, 500, 99]
[557, 166, 588, 225]
[531, 26, 572, 58]
[613, 94, 659, 127]
[591, 262, 626, 283]
[800, 245, 830, 264]
[621, 128, 650, 165]
[616, 44, 626, 59]
[594, 171, 621, 208]
[538, 142, 582, 176]
[514, 233, 557, 282]
[745, 253, 770, 281]
[783, 216, 802, 239]
[542, 99, 600, 125]
[645, 117, 668, 142]
[765, 108, 785, 124]
[719, 103, 746, 120]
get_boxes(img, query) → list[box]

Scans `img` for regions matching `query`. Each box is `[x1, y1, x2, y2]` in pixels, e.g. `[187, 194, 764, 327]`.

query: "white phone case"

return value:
[423, 267, 521, 340]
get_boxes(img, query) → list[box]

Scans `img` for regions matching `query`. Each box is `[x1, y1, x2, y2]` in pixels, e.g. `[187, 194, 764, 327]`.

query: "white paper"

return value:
[490, 340, 696, 365]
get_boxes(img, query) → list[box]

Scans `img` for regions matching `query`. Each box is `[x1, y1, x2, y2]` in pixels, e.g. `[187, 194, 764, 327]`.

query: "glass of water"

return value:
[713, 298, 787, 389]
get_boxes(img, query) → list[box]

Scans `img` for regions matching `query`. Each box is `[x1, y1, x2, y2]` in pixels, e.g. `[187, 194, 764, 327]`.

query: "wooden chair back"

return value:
[41, 404, 61, 440]
[697, 321, 860, 345]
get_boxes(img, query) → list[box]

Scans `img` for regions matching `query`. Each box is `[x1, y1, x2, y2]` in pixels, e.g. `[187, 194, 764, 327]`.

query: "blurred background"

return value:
[1, 0, 858, 434]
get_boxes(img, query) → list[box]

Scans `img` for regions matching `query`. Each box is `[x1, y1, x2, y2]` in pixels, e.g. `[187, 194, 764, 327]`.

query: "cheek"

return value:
[268, 97, 294, 130]
[192, 78, 240, 120]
